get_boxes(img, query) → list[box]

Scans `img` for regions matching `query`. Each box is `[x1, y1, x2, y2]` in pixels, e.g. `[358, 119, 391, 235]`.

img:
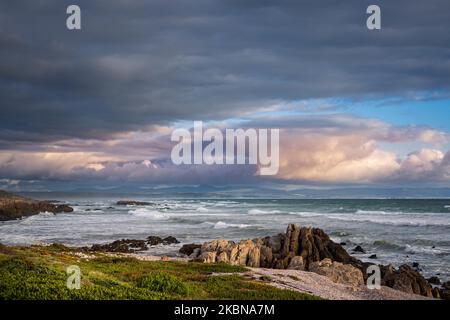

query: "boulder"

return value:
[309, 258, 364, 286]
[162, 236, 180, 244]
[147, 236, 163, 245]
[381, 264, 433, 298]
[147, 235, 180, 245]
[287, 256, 305, 270]
[427, 276, 441, 285]
[179, 243, 202, 256]
[352, 245, 366, 254]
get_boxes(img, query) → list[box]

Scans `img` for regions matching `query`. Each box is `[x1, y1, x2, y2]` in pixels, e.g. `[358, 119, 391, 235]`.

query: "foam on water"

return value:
[247, 209, 280, 215]
[213, 221, 251, 229]
[128, 208, 169, 220]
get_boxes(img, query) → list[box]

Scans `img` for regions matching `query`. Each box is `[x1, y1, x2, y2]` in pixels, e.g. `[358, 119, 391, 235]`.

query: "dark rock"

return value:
[432, 246, 436, 249]
[147, 236, 163, 245]
[352, 245, 366, 254]
[162, 236, 180, 244]
[90, 239, 148, 253]
[116, 200, 152, 206]
[368, 254, 377, 259]
[339, 242, 347, 246]
[442, 281, 450, 289]
[179, 243, 202, 256]
[55, 204, 74, 213]
[0, 190, 73, 221]
[146, 235, 179, 245]
[412, 262, 420, 269]
[438, 286, 450, 300]
[427, 276, 441, 285]
[381, 264, 433, 298]
[432, 287, 441, 299]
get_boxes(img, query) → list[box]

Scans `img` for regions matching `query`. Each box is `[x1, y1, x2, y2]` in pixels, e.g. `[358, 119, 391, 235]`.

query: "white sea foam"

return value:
[128, 208, 169, 220]
[248, 209, 280, 215]
[288, 211, 322, 217]
[325, 214, 450, 227]
[355, 209, 403, 215]
[213, 221, 251, 229]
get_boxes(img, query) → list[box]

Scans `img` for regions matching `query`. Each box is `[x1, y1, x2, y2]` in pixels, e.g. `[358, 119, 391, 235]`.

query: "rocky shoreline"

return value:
[178, 224, 448, 299]
[0, 190, 73, 221]
[72, 223, 448, 300]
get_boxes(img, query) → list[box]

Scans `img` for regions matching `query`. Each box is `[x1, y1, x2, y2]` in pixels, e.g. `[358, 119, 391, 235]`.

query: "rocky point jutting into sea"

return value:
[0, 190, 73, 221]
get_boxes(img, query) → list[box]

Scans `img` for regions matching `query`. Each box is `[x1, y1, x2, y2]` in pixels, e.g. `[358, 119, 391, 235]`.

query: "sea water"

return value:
[0, 195, 449, 280]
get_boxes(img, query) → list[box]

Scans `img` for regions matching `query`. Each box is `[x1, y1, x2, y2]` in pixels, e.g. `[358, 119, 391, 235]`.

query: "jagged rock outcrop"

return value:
[0, 190, 73, 221]
[188, 223, 442, 299]
[189, 224, 358, 270]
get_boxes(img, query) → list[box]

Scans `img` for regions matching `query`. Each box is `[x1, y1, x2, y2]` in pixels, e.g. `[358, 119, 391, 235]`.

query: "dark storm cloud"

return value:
[1, 0, 450, 143]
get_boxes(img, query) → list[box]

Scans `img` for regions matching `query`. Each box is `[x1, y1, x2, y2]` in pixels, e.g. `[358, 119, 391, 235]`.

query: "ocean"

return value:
[0, 195, 449, 280]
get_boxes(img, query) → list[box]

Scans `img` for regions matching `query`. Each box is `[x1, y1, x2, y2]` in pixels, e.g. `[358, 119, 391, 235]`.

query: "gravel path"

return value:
[247, 268, 433, 300]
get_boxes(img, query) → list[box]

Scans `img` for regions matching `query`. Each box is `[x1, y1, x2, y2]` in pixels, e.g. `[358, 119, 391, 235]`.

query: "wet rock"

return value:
[427, 276, 441, 285]
[352, 245, 366, 254]
[369, 254, 377, 259]
[340, 242, 347, 246]
[147, 236, 163, 245]
[411, 262, 422, 271]
[179, 243, 202, 256]
[162, 236, 180, 244]
[90, 239, 148, 253]
[116, 200, 152, 206]
[147, 235, 180, 245]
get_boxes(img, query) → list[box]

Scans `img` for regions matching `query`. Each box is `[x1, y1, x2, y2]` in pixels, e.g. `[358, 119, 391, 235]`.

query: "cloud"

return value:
[1, 114, 449, 185]
[1, 0, 450, 143]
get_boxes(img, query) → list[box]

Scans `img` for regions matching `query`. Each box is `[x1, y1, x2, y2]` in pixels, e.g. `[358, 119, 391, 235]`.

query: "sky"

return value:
[1, 0, 450, 193]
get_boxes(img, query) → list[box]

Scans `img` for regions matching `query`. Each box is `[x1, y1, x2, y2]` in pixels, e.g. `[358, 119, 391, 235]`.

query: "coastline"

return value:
[1, 191, 448, 300]
[0, 243, 433, 300]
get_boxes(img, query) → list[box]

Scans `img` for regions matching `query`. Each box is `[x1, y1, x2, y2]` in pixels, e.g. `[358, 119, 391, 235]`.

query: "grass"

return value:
[0, 244, 320, 300]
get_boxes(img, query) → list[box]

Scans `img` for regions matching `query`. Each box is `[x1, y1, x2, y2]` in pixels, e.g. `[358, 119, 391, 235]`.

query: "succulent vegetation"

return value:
[0, 244, 319, 300]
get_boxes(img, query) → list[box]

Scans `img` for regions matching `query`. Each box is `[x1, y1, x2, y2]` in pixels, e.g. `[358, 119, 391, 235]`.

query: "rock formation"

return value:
[89, 235, 180, 253]
[0, 190, 73, 221]
[184, 223, 438, 299]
